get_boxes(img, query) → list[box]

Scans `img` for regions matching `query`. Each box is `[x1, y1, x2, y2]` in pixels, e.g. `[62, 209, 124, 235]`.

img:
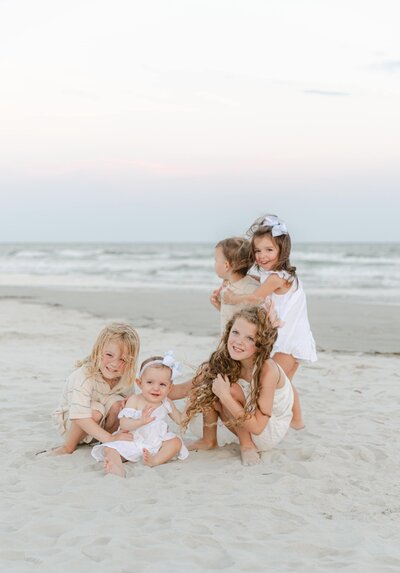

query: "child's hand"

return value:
[210, 287, 222, 310]
[221, 288, 236, 305]
[140, 405, 156, 426]
[212, 374, 231, 399]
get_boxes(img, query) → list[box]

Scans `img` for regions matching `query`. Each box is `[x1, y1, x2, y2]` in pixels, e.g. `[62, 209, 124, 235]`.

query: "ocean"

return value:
[0, 242, 399, 305]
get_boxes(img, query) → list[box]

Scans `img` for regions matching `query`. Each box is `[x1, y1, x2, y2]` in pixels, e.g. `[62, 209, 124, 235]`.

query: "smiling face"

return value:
[253, 235, 280, 271]
[100, 341, 128, 382]
[227, 317, 257, 364]
[137, 366, 172, 404]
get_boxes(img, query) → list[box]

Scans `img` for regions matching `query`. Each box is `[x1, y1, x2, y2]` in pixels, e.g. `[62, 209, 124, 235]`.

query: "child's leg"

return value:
[188, 407, 218, 450]
[219, 383, 261, 466]
[52, 410, 103, 455]
[272, 353, 304, 429]
[143, 438, 182, 467]
[103, 447, 126, 477]
[104, 400, 124, 433]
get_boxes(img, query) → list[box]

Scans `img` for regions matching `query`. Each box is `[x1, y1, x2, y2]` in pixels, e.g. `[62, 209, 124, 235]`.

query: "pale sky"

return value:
[1, 0, 399, 242]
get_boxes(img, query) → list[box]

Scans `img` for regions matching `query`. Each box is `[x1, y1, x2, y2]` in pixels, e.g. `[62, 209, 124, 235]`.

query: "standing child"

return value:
[210, 237, 259, 333]
[223, 214, 317, 428]
[52, 323, 140, 455]
[183, 306, 294, 466]
[91, 351, 188, 477]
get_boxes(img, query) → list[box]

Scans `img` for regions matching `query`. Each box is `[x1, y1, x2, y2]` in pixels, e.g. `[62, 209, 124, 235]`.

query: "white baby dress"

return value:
[91, 398, 188, 463]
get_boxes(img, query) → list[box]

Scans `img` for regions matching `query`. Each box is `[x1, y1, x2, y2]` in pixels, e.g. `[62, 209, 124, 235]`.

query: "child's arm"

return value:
[167, 399, 184, 425]
[168, 379, 193, 400]
[73, 418, 133, 444]
[211, 362, 278, 434]
[223, 274, 284, 305]
[118, 396, 155, 431]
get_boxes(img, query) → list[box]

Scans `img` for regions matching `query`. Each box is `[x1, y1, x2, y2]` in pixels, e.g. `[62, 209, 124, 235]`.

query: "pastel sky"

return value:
[1, 0, 399, 242]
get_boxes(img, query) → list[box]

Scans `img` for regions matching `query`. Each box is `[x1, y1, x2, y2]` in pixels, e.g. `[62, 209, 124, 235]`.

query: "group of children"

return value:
[52, 214, 316, 476]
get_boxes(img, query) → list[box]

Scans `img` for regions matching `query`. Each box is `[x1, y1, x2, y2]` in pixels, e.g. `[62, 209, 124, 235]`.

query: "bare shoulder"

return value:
[125, 394, 140, 408]
[260, 359, 280, 386]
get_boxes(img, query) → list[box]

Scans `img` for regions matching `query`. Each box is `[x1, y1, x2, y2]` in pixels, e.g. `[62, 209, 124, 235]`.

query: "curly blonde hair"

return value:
[76, 323, 140, 390]
[181, 306, 278, 430]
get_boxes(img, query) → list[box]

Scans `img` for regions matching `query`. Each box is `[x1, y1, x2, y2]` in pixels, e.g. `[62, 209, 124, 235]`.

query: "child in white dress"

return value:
[210, 237, 259, 333]
[92, 352, 188, 477]
[182, 306, 294, 466]
[222, 214, 317, 429]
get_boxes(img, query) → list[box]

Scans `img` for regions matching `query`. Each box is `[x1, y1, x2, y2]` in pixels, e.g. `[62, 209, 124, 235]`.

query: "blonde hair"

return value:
[76, 323, 140, 389]
[182, 306, 277, 430]
[216, 237, 252, 277]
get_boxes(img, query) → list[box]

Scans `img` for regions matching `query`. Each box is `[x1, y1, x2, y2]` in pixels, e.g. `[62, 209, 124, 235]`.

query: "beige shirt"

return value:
[58, 366, 130, 420]
[220, 275, 259, 333]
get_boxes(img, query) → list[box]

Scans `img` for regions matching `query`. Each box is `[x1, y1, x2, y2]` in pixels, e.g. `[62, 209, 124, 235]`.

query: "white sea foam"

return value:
[0, 242, 399, 301]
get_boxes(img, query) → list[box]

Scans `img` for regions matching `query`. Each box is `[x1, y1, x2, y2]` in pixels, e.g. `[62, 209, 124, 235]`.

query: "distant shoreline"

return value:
[2, 286, 399, 354]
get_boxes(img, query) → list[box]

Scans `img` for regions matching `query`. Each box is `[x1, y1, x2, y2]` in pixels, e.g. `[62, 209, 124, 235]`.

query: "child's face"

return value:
[254, 235, 279, 270]
[100, 341, 127, 381]
[214, 247, 230, 279]
[137, 366, 172, 404]
[227, 317, 257, 362]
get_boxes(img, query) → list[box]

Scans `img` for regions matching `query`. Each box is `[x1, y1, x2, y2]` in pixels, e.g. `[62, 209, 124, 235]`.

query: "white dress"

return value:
[91, 399, 189, 463]
[261, 270, 317, 362]
[237, 363, 294, 451]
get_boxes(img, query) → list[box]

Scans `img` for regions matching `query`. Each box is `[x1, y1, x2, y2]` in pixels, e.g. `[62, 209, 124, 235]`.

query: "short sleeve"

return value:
[118, 407, 141, 420]
[69, 374, 95, 419]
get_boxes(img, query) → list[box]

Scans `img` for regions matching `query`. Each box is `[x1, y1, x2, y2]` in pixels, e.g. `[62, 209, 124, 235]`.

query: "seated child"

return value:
[91, 351, 188, 477]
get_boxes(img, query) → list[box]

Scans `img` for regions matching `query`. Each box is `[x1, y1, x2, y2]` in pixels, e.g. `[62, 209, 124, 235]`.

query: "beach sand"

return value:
[1, 289, 400, 572]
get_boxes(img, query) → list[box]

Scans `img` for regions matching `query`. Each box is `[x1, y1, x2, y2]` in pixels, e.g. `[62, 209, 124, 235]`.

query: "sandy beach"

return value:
[1, 289, 400, 572]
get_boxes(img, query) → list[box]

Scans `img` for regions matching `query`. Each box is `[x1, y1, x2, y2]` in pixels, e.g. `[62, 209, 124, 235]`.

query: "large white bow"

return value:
[161, 350, 182, 381]
[262, 215, 288, 237]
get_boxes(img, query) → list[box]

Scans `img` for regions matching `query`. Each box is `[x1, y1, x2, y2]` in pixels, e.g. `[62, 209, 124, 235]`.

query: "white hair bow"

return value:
[161, 350, 182, 381]
[262, 215, 288, 237]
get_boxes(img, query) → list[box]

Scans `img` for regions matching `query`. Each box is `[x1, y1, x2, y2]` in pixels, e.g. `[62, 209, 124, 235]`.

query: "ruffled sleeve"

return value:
[118, 407, 141, 420]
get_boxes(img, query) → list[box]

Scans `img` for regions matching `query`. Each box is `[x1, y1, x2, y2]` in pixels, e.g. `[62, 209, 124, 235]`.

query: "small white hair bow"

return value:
[138, 350, 182, 381]
[262, 215, 288, 237]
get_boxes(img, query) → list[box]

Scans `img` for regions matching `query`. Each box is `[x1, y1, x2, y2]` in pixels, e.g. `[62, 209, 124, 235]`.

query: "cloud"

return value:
[303, 89, 351, 97]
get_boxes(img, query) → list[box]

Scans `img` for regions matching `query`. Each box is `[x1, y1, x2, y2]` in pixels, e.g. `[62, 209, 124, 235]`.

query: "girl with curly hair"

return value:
[182, 306, 295, 466]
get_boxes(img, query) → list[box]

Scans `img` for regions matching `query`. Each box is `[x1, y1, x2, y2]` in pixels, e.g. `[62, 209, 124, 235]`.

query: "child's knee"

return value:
[169, 437, 182, 452]
[108, 400, 124, 415]
[92, 409, 103, 423]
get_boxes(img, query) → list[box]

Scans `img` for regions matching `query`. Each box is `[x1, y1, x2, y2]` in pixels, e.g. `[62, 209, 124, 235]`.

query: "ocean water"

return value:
[0, 242, 399, 305]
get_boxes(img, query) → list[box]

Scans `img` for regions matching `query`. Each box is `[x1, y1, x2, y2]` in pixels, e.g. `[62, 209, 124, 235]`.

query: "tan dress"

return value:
[220, 275, 259, 333]
[52, 366, 130, 444]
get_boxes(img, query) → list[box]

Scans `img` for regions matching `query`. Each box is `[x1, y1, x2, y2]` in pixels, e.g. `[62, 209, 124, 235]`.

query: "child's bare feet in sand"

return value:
[240, 446, 261, 466]
[103, 448, 126, 477]
[48, 445, 74, 456]
[143, 448, 159, 467]
[187, 438, 218, 451]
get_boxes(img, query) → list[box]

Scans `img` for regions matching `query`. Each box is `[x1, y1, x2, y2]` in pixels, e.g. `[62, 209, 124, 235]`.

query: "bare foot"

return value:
[290, 420, 305, 430]
[103, 457, 126, 477]
[143, 448, 158, 467]
[240, 447, 261, 466]
[187, 439, 218, 451]
[48, 445, 74, 456]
